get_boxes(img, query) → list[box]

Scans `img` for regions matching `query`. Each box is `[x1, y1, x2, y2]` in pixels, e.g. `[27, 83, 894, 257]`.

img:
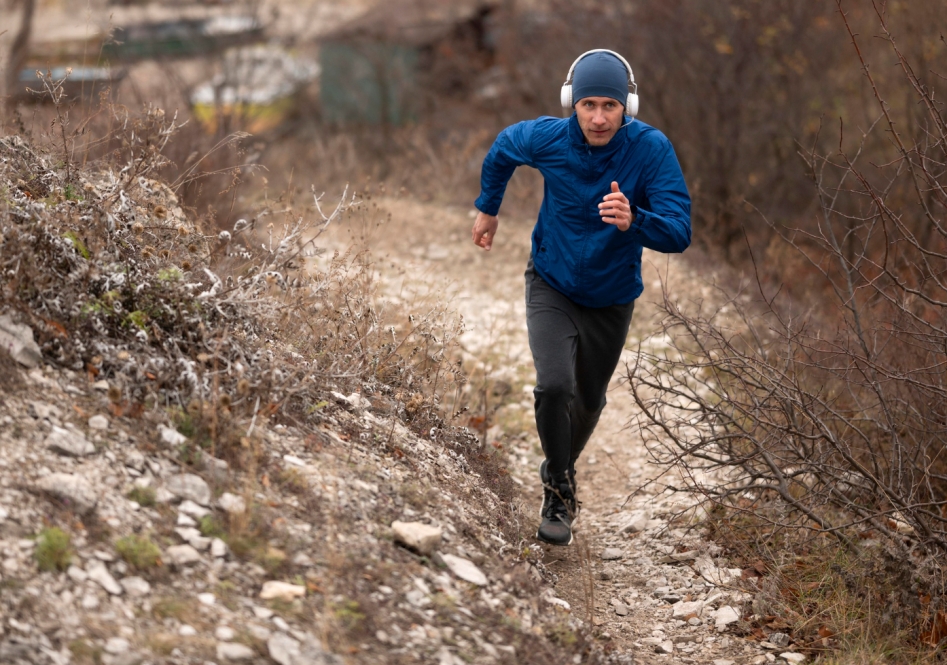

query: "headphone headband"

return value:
[564, 49, 635, 87]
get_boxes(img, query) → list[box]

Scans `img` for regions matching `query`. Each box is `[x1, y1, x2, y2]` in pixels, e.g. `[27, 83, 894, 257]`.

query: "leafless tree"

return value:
[628, 0, 947, 583]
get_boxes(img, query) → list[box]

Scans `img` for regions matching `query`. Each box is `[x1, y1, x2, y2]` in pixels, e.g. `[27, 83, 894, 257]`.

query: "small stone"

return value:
[260, 581, 306, 601]
[601, 547, 623, 561]
[36, 472, 98, 513]
[253, 606, 275, 620]
[656, 640, 674, 654]
[267, 632, 301, 665]
[658, 550, 700, 564]
[178, 500, 210, 518]
[715, 605, 741, 630]
[67, 565, 88, 583]
[104, 637, 130, 654]
[88, 415, 109, 430]
[769, 632, 790, 647]
[46, 426, 96, 456]
[216, 642, 255, 661]
[211, 538, 228, 558]
[713, 660, 736, 665]
[672, 600, 703, 619]
[86, 561, 123, 595]
[92, 379, 110, 391]
[392, 521, 443, 556]
[218, 492, 247, 515]
[158, 424, 187, 447]
[617, 510, 650, 534]
[441, 553, 487, 586]
[216, 626, 236, 641]
[120, 576, 151, 597]
[165, 474, 211, 506]
[273, 617, 290, 632]
[124, 450, 146, 472]
[248, 623, 272, 640]
[175, 527, 202, 543]
[781, 653, 806, 664]
[166, 544, 201, 566]
[177, 513, 197, 527]
[291, 552, 313, 567]
[614, 603, 629, 616]
[198, 593, 216, 606]
[179, 625, 197, 637]
[81, 593, 100, 609]
[687, 617, 702, 626]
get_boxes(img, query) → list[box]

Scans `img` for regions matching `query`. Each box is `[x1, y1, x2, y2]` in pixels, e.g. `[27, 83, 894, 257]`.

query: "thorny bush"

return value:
[0, 102, 467, 459]
[628, 1, 947, 652]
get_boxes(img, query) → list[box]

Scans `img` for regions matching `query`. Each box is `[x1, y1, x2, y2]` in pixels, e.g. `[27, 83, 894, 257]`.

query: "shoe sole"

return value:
[536, 527, 573, 546]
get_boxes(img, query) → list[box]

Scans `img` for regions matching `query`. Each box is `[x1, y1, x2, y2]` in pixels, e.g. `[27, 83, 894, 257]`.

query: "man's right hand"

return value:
[471, 211, 499, 251]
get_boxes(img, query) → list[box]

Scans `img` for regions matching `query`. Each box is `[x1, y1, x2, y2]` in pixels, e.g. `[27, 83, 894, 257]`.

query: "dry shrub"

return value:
[627, 3, 947, 656]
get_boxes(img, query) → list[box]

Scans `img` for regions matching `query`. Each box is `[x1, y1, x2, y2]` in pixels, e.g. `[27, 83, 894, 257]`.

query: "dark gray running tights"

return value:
[525, 262, 635, 482]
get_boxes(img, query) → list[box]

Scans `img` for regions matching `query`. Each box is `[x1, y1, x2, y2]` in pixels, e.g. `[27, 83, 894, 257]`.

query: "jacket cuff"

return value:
[474, 195, 500, 216]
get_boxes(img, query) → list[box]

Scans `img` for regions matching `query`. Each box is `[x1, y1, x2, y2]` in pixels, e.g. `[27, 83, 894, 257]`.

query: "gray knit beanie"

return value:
[571, 52, 629, 107]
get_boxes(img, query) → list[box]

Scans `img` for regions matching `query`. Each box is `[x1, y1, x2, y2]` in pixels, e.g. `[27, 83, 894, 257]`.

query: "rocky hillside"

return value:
[0, 129, 597, 665]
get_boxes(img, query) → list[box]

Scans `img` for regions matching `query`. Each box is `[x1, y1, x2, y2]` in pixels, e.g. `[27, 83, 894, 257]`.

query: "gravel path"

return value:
[330, 196, 808, 665]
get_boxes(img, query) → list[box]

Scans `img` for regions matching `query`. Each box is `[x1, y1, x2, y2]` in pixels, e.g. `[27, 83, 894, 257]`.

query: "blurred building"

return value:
[319, 0, 498, 126]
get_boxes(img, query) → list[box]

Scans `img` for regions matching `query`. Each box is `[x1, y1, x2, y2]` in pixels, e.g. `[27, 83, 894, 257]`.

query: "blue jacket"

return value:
[475, 114, 691, 307]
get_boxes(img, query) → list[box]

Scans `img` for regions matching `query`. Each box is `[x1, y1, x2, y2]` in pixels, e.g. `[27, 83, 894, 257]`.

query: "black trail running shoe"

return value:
[537, 460, 579, 546]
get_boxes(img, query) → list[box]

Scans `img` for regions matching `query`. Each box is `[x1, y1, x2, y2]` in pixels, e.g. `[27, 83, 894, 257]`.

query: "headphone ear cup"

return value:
[626, 92, 639, 118]
[561, 84, 573, 111]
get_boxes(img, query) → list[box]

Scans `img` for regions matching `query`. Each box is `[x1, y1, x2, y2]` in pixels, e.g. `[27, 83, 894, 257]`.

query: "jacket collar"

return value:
[568, 112, 631, 154]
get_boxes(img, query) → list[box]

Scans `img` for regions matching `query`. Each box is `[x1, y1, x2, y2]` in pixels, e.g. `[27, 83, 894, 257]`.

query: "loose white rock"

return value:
[672, 600, 704, 619]
[178, 500, 210, 518]
[211, 538, 228, 558]
[104, 637, 130, 654]
[392, 521, 443, 555]
[166, 474, 211, 506]
[158, 424, 187, 447]
[36, 473, 98, 513]
[198, 592, 216, 606]
[218, 492, 247, 515]
[781, 653, 806, 664]
[120, 576, 151, 597]
[656, 640, 674, 654]
[88, 414, 109, 430]
[0, 314, 42, 367]
[267, 632, 301, 665]
[86, 561, 123, 595]
[216, 626, 236, 641]
[715, 605, 741, 630]
[441, 553, 487, 586]
[600, 547, 623, 561]
[260, 581, 306, 601]
[617, 510, 650, 534]
[166, 544, 201, 566]
[179, 625, 197, 637]
[713, 660, 736, 665]
[216, 642, 255, 661]
[46, 426, 95, 457]
[67, 565, 88, 583]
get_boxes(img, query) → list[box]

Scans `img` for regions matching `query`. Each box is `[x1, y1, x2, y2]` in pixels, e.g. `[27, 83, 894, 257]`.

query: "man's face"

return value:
[575, 96, 625, 146]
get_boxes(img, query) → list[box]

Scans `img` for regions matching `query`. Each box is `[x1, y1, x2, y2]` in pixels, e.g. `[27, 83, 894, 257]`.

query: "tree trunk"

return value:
[4, 0, 35, 112]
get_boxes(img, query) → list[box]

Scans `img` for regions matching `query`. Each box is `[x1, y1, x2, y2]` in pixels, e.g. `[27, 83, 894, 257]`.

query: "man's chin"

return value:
[584, 132, 615, 146]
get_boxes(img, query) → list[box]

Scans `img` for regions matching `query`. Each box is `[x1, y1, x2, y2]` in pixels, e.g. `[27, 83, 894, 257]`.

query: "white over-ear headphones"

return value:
[560, 49, 639, 118]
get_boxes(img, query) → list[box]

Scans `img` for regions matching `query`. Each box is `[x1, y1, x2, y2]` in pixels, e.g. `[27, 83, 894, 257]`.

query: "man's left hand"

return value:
[599, 181, 634, 232]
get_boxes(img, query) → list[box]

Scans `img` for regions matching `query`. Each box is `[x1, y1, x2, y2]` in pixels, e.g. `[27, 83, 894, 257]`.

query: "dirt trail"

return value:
[319, 197, 774, 665]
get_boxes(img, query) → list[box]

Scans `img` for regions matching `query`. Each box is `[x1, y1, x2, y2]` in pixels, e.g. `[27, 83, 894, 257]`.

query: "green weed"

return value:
[115, 534, 161, 570]
[35, 527, 72, 572]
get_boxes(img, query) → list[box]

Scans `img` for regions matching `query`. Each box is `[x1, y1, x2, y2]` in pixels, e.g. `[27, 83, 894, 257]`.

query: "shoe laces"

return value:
[543, 481, 578, 521]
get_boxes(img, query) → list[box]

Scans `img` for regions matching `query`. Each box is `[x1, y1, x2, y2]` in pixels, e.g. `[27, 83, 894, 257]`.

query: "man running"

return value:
[471, 50, 691, 545]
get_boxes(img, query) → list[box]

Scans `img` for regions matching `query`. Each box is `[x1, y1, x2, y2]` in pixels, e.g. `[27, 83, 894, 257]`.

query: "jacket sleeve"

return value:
[627, 141, 692, 253]
[474, 121, 536, 216]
